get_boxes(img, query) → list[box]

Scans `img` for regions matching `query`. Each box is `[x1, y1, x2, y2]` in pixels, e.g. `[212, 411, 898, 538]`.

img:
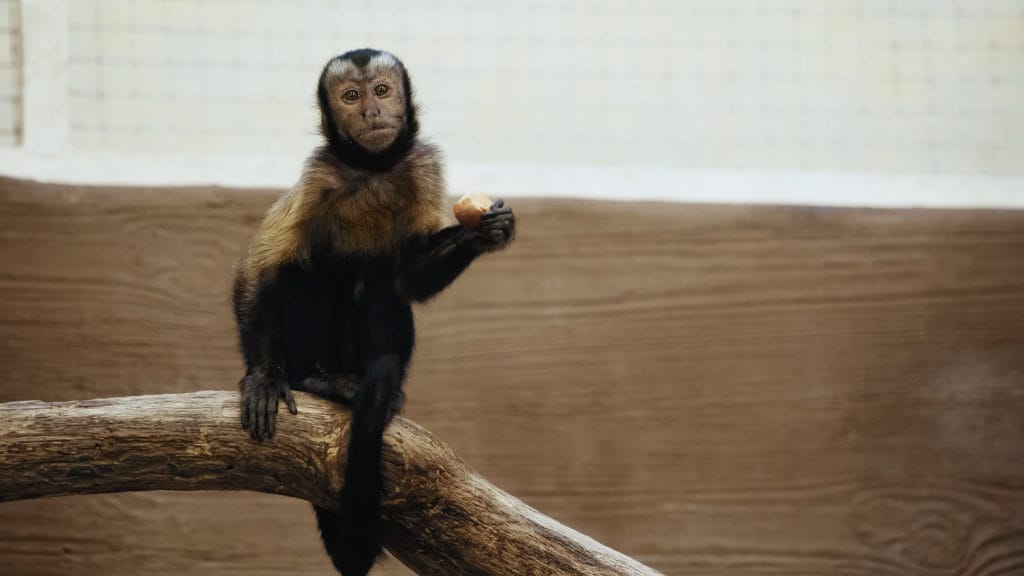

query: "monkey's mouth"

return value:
[356, 125, 401, 150]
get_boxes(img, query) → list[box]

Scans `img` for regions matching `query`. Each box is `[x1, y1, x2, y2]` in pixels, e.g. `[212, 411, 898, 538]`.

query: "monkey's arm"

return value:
[397, 203, 515, 302]
[234, 272, 298, 441]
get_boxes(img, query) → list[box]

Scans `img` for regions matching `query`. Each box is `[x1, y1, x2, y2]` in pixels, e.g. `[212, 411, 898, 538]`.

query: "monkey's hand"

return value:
[240, 370, 297, 441]
[472, 199, 515, 252]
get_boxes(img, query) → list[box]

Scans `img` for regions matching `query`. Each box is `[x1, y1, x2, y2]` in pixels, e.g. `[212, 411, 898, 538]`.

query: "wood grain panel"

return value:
[1, 176, 1023, 575]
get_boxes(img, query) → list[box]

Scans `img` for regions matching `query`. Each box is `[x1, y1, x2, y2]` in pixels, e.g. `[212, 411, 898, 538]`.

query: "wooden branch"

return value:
[0, 391, 662, 576]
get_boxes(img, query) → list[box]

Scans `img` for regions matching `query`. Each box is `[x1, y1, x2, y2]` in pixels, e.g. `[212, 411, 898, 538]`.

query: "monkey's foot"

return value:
[386, 388, 406, 421]
[297, 373, 361, 404]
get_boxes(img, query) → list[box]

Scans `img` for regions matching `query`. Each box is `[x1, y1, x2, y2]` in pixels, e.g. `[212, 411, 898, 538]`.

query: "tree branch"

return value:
[0, 391, 663, 576]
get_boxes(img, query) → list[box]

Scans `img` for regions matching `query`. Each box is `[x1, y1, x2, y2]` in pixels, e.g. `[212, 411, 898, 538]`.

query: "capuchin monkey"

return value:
[232, 48, 515, 575]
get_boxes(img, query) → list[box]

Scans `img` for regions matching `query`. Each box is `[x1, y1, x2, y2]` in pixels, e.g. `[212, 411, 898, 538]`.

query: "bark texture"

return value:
[0, 390, 663, 576]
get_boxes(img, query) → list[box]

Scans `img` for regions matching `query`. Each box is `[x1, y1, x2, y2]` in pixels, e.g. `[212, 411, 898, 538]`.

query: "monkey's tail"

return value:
[316, 355, 402, 576]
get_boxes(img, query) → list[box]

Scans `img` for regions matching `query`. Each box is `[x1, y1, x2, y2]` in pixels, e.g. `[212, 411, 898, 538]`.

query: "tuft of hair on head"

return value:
[318, 48, 409, 94]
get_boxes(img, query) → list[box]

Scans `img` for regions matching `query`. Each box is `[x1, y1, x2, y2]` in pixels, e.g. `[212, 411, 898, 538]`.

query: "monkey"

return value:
[231, 48, 515, 576]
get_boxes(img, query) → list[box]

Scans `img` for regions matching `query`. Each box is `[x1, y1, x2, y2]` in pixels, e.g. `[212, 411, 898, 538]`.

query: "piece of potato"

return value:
[454, 191, 492, 228]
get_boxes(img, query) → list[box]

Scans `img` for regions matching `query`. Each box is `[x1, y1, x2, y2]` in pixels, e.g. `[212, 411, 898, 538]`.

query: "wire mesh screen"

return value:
[0, 0, 20, 146]
[66, 0, 1024, 174]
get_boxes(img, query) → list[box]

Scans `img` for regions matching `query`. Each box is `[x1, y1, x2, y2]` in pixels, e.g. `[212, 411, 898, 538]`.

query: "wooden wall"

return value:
[1, 176, 1023, 575]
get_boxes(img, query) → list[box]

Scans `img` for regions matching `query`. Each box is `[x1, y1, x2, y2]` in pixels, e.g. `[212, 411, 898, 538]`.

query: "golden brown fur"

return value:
[236, 141, 451, 291]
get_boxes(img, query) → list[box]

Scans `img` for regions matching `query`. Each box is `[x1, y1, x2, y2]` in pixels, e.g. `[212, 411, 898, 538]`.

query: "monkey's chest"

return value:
[323, 178, 442, 255]
[332, 209, 432, 255]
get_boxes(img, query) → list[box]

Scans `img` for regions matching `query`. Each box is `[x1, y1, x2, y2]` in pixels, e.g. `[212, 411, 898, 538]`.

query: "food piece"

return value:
[453, 191, 492, 228]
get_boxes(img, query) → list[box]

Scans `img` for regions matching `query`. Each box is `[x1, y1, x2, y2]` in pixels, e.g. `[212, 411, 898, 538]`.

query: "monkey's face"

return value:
[325, 67, 408, 153]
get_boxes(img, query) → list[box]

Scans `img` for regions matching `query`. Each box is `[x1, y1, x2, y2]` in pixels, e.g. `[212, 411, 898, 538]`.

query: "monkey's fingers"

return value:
[245, 392, 267, 440]
[483, 212, 515, 234]
[489, 229, 508, 244]
[251, 396, 263, 441]
[283, 387, 298, 415]
[263, 392, 278, 440]
[241, 396, 251, 431]
[482, 206, 512, 219]
[482, 212, 514, 224]
[254, 391, 270, 441]
[481, 215, 513, 236]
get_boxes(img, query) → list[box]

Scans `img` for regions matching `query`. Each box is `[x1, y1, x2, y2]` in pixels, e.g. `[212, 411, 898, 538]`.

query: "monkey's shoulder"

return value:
[258, 143, 448, 257]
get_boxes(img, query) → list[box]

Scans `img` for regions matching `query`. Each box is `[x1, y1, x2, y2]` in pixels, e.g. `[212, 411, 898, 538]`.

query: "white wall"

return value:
[0, 0, 20, 146]
[1, 0, 1023, 207]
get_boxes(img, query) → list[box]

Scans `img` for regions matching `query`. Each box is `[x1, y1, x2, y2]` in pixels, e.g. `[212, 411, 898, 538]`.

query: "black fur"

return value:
[236, 244, 493, 575]
[398, 206, 515, 302]
[343, 48, 377, 68]
[234, 49, 514, 576]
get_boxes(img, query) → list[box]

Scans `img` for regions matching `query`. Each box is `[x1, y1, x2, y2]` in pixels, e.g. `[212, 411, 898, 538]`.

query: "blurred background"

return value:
[1, 0, 1022, 200]
[1, 1, 1024, 575]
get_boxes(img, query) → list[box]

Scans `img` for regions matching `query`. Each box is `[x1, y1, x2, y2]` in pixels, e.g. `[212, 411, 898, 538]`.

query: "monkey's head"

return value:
[317, 49, 418, 169]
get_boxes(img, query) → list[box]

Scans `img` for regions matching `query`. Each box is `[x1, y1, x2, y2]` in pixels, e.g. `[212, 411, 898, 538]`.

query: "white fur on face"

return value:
[323, 51, 402, 85]
[365, 52, 399, 76]
[324, 58, 357, 82]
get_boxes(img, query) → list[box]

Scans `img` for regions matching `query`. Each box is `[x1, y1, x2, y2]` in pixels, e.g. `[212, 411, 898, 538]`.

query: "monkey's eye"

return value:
[342, 89, 360, 103]
[374, 84, 390, 97]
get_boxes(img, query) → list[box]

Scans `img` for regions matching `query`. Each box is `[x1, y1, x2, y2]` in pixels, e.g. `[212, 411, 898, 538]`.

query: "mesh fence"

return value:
[8, 0, 1020, 174]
